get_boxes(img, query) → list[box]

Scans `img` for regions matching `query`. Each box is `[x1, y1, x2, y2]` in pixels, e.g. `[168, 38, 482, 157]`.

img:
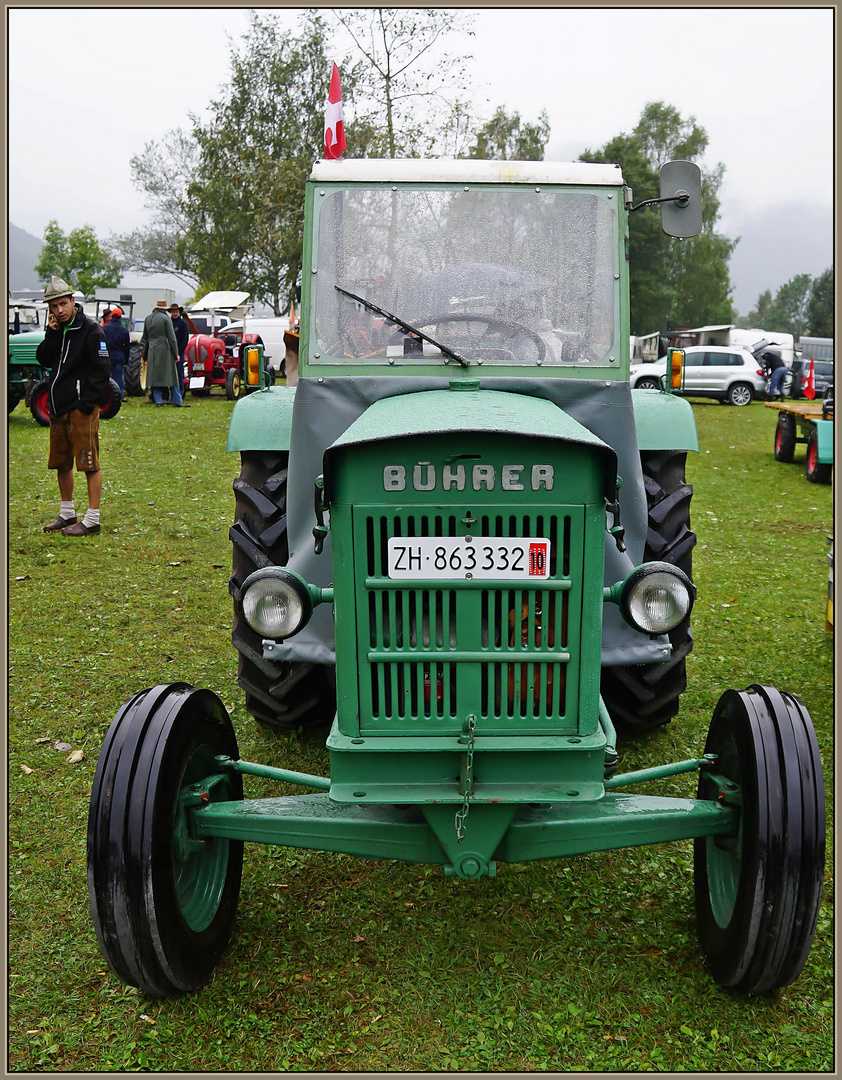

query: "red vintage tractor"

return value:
[184, 330, 264, 399]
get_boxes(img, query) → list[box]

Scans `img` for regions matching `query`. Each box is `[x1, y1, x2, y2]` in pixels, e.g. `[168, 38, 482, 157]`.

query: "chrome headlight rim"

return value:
[619, 561, 696, 636]
[240, 567, 313, 640]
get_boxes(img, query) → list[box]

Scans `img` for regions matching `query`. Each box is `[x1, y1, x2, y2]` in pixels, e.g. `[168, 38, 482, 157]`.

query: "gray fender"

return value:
[631, 389, 699, 452]
[226, 385, 297, 453]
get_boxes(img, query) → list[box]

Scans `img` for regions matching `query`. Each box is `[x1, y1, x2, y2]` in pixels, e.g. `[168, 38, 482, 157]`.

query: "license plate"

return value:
[387, 536, 550, 580]
[189, 376, 205, 388]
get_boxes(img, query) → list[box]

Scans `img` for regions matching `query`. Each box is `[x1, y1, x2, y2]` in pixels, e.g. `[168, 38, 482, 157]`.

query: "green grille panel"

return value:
[352, 506, 585, 735]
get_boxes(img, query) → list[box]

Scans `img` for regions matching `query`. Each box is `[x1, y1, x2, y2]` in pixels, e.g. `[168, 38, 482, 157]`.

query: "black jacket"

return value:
[103, 317, 131, 363]
[172, 315, 190, 358]
[36, 304, 111, 416]
[763, 351, 785, 374]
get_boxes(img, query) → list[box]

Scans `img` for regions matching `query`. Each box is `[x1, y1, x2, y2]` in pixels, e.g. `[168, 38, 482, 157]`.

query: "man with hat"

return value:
[36, 275, 111, 536]
[169, 303, 190, 398]
[140, 299, 188, 406]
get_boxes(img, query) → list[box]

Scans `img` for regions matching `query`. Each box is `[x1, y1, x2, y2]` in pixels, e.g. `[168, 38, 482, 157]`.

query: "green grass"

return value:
[7, 392, 834, 1071]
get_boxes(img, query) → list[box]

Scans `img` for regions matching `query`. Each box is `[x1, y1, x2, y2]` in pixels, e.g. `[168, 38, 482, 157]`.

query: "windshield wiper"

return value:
[335, 285, 470, 368]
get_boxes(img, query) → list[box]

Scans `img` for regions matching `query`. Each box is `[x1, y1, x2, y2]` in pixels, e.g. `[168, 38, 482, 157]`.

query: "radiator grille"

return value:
[354, 507, 584, 733]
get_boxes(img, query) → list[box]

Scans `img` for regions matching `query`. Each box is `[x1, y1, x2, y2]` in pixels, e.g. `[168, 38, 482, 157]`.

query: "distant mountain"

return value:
[8, 223, 44, 291]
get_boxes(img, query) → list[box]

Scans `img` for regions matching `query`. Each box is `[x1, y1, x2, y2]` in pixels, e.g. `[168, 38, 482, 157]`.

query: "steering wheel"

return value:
[410, 313, 548, 363]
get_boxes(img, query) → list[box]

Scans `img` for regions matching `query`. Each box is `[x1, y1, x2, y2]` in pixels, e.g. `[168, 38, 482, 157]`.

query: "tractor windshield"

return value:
[313, 185, 618, 368]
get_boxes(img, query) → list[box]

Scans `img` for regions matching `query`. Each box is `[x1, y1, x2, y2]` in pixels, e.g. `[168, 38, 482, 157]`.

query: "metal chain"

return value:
[455, 715, 477, 843]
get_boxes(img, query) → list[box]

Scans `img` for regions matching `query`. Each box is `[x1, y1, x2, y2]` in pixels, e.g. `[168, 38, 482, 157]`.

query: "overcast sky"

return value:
[7, 6, 834, 312]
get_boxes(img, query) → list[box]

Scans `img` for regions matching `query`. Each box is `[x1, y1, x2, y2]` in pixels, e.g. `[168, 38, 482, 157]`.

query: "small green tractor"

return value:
[88, 158, 825, 998]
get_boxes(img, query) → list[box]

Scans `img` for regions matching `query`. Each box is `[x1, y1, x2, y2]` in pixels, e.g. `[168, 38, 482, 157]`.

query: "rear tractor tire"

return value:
[29, 379, 51, 427]
[600, 448, 696, 732]
[229, 450, 335, 730]
[123, 343, 145, 397]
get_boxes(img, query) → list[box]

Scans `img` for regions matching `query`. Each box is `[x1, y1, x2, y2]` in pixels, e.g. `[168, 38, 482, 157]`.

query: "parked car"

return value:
[789, 358, 834, 400]
[630, 345, 767, 405]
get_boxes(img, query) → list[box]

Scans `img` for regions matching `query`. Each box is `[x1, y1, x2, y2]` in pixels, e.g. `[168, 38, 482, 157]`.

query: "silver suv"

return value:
[630, 345, 768, 406]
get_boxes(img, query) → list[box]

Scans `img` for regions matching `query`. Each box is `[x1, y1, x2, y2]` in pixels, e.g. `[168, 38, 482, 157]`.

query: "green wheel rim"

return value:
[173, 744, 231, 933]
[705, 741, 743, 928]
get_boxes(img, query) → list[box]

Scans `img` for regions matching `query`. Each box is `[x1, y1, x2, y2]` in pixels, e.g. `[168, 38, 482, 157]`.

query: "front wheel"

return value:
[694, 685, 825, 993]
[805, 430, 831, 484]
[87, 684, 244, 996]
[225, 368, 241, 400]
[635, 377, 660, 390]
[727, 382, 754, 406]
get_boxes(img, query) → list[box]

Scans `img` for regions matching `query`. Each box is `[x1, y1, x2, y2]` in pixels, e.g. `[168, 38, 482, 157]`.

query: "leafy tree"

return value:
[35, 221, 121, 297]
[736, 288, 774, 329]
[766, 273, 812, 338]
[111, 129, 201, 290]
[805, 268, 833, 337]
[580, 135, 671, 335]
[466, 106, 550, 161]
[332, 8, 475, 158]
[582, 101, 735, 333]
[633, 101, 708, 169]
[119, 12, 333, 314]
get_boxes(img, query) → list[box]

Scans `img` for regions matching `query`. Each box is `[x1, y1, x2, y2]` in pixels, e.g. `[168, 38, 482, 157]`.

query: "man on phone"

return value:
[36, 276, 111, 536]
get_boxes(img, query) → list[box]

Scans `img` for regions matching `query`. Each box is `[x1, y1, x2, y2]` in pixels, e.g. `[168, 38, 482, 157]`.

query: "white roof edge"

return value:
[310, 158, 624, 187]
[191, 290, 250, 310]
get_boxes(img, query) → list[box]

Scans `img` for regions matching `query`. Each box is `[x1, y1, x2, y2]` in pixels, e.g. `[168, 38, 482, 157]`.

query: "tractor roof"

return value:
[310, 158, 624, 187]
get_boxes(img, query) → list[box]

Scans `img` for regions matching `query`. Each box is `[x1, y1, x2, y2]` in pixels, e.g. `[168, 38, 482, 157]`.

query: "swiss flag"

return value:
[804, 356, 816, 400]
[324, 63, 346, 160]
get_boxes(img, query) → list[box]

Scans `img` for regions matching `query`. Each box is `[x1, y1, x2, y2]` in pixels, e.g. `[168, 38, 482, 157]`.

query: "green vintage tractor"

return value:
[87, 159, 825, 997]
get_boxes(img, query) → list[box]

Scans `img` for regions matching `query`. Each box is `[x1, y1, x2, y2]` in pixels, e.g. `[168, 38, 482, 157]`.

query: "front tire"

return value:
[774, 414, 796, 462]
[728, 382, 754, 406]
[635, 377, 660, 390]
[87, 683, 243, 997]
[694, 685, 824, 993]
[225, 368, 241, 400]
[600, 449, 696, 732]
[229, 451, 334, 729]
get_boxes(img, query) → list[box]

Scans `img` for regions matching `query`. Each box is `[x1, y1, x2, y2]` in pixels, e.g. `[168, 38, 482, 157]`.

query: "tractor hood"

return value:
[322, 387, 618, 505]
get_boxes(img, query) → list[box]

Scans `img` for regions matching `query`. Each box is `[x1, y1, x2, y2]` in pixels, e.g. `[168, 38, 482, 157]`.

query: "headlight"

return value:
[619, 562, 695, 635]
[241, 568, 313, 639]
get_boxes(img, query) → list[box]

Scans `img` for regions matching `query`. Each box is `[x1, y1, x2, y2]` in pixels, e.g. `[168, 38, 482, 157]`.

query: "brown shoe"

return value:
[44, 515, 76, 532]
[60, 520, 101, 536]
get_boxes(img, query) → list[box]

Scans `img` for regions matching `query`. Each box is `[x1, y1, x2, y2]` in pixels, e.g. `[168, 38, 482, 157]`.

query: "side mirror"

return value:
[660, 160, 702, 238]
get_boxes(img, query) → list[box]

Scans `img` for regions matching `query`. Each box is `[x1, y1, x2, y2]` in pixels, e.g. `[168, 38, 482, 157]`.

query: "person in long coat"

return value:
[141, 300, 189, 406]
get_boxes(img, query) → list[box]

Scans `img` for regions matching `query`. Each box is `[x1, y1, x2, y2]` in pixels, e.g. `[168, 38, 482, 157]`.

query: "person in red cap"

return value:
[103, 307, 130, 400]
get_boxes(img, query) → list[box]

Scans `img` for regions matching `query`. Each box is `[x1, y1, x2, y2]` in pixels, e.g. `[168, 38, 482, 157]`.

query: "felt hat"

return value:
[44, 275, 74, 302]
